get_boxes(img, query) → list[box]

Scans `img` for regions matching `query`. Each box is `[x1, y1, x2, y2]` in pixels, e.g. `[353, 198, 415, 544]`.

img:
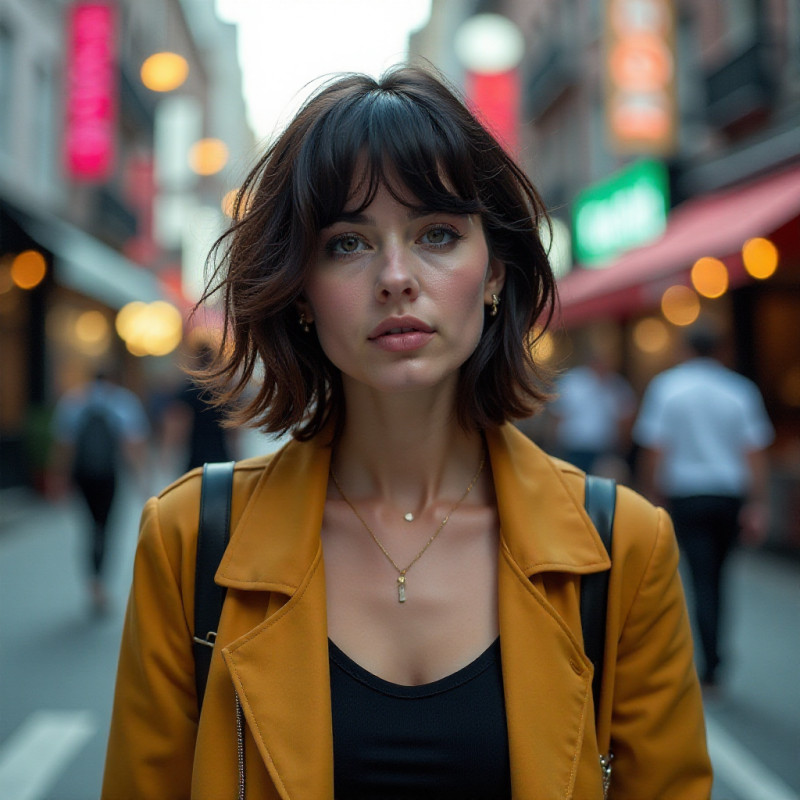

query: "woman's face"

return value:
[299, 179, 505, 399]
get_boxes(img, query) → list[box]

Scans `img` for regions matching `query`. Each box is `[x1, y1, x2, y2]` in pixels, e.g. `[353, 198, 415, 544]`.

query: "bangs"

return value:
[293, 87, 484, 229]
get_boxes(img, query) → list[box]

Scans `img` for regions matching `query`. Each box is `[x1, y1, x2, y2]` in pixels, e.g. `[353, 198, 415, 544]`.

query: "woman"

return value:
[103, 67, 711, 799]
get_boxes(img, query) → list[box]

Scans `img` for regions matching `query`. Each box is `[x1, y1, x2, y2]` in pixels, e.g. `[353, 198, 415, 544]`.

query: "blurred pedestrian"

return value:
[550, 344, 637, 480]
[103, 66, 710, 798]
[633, 319, 774, 687]
[162, 342, 238, 472]
[51, 367, 149, 613]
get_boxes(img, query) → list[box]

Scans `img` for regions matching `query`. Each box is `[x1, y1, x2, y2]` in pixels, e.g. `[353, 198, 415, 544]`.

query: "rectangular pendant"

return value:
[397, 575, 406, 603]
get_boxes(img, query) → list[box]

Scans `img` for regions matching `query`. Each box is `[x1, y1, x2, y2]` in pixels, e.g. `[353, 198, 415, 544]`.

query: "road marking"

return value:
[706, 716, 800, 800]
[0, 710, 96, 800]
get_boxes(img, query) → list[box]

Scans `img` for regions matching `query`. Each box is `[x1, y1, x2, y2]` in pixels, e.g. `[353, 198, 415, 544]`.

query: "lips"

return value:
[368, 317, 434, 340]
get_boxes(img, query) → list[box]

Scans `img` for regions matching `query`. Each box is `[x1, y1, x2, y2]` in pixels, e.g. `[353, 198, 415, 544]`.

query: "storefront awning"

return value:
[556, 163, 800, 327]
[12, 209, 164, 310]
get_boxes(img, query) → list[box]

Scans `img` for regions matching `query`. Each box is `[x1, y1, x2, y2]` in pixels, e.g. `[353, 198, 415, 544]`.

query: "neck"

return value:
[332, 387, 487, 513]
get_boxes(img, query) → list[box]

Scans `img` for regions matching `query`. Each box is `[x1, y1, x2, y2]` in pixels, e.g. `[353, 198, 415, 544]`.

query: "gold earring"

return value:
[490, 293, 500, 317]
[299, 312, 311, 333]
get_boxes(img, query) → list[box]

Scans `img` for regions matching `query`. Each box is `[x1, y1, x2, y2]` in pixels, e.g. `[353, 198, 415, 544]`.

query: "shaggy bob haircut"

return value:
[200, 65, 557, 440]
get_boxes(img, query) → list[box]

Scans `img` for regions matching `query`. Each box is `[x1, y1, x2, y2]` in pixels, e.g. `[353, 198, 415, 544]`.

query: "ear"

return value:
[483, 258, 506, 304]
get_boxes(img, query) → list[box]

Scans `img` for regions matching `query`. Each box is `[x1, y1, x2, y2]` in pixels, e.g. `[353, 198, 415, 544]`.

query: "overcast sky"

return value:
[215, 0, 432, 141]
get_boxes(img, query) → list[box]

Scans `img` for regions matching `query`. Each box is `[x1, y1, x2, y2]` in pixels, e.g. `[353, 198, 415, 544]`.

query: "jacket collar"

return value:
[220, 423, 610, 799]
[486, 424, 610, 576]
[216, 430, 333, 591]
[217, 422, 610, 592]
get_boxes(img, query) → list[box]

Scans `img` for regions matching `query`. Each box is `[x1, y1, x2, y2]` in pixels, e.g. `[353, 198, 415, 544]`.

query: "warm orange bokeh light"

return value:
[221, 188, 238, 218]
[661, 285, 700, 326]
[529, 329, 555, 362]
[11, 250, 47, 289]
[742, 237, 779, 280]
[75, 310, 109, 344]
[115, 300, 183, 357]
[189, 138, 229, 176]
[633, 316, 670, 353]
[140, 52, 189, 92]
[691, 257, 729, 299]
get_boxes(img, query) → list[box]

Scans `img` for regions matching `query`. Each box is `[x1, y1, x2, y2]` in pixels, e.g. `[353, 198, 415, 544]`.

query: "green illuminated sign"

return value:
[572, 159, 669, 267]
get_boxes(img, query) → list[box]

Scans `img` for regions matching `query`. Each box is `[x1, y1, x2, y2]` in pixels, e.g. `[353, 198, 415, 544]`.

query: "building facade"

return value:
[0, 0, 253, 489]
[411, 0, 800, 548]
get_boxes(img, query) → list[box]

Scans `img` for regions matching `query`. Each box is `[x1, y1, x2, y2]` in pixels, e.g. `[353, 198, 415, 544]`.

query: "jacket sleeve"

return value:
[102, 496, 197, 799]
[608, 505, 713, 799]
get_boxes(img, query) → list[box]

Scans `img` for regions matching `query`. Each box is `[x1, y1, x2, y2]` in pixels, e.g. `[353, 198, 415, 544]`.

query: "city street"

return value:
[1, 447, 799, 799]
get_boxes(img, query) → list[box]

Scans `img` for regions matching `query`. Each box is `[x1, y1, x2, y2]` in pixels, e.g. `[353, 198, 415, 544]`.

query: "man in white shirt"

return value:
[633, 320, 774, 686]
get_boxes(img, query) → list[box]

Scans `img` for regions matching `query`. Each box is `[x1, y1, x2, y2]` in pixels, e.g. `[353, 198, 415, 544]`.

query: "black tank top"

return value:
[329, 637, 511, 800]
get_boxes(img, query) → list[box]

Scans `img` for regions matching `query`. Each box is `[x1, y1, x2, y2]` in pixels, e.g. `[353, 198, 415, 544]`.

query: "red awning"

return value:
[556, 163, 800, 327]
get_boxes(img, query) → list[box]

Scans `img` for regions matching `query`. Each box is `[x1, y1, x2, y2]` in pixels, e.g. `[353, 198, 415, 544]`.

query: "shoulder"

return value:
[534, 433, 666, 543]
[140, 452, 283, 565]
[717, 364, 763, 397]
[554, 458, 671, 573]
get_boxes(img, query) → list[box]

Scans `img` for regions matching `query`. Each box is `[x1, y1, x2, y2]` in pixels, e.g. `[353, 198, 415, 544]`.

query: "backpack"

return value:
[191, 462, 616, 718]
[72, 403, 119, 480]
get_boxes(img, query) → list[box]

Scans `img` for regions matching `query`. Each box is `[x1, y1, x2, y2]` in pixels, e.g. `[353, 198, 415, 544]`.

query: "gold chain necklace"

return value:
[330, 454, 486, 603]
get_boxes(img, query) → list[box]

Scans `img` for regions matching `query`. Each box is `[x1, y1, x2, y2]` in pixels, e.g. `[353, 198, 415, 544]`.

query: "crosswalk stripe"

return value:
[0, 710, 96, 800]
[706, 715, 800, 800]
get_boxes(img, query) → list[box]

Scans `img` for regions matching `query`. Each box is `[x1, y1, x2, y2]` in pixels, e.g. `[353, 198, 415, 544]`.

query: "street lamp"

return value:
[454, 13, 525, 154]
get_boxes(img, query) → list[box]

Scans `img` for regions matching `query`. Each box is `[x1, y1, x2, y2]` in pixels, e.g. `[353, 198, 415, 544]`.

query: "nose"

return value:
[374, 244, 420, 303]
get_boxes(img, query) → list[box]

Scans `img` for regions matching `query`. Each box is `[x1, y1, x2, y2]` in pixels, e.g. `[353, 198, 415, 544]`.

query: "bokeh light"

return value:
[633, 316, 670, 353]
[661, 284, 700, 326]
[140, 52, 189, 92]
[11, 250, 47, 289]
[75, 310, 109, 344]
[221, 188, 239, 218]
[530, 329, 555, 362]
[189, 138, 229, 176]
[116, 300, 183, 356]
[742, 237, 779, 279]
[691, 257, 728, 298]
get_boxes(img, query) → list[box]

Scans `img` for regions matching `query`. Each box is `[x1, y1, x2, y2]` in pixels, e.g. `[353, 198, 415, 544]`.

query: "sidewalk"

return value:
[702, 546, 800, 798]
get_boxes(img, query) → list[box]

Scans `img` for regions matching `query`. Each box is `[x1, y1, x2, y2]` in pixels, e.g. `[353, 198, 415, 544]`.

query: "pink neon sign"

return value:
[64, 1, 117, 182]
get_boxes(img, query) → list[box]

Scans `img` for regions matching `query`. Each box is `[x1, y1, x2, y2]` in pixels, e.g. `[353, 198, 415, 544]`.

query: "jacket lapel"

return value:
[214, 425, 611, 799]
[218, 434, 335, 799]
[487, 425, 610, 799]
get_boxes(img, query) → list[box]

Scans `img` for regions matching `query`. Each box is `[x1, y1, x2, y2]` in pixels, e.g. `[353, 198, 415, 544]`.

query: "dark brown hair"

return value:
[198, 65, 557, 439]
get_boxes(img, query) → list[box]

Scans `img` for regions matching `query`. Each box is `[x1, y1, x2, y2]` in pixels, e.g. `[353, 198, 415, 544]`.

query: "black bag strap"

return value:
[580, 474, 617, 724]
[193, 460, 235, 712]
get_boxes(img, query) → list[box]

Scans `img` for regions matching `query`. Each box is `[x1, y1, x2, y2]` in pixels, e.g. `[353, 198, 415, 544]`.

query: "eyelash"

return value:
[324, 225, 463, 259]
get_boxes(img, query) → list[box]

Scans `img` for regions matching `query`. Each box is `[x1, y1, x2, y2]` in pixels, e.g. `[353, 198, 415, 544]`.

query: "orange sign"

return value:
[606, 0, 676, 155]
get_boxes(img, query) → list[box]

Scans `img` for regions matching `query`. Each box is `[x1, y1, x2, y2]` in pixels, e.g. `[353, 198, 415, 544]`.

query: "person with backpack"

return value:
[52, 367, 149, 613]
[103, 67, 711, 798]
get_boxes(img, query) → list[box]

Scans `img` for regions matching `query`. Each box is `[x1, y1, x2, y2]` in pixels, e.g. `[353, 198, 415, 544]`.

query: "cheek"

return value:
[436, 261, 490, 320]
[306, 277, 356, 326]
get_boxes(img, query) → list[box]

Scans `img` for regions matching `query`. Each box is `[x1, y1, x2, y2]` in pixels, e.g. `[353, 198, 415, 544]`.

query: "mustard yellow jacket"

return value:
[102, 424, 712, 799]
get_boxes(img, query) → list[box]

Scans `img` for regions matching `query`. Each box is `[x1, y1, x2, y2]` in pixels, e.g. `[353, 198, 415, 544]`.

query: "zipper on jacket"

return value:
[235, 692, 246, 800]
[600, 752, 613, 799]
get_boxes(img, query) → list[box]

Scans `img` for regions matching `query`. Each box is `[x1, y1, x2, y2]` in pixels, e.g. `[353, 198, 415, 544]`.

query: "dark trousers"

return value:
[668, 494, 742, 682]
[74, 473, 116, 576]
